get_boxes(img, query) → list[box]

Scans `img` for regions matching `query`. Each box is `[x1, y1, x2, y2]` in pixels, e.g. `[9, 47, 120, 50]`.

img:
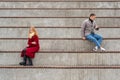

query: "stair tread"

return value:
[0, 51, 120, 53]
[0, 65, 120, 69]
[0, 0, 119, 2]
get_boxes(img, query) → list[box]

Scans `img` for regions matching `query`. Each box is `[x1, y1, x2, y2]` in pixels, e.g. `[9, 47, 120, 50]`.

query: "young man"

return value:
[81, 13, 105, 51]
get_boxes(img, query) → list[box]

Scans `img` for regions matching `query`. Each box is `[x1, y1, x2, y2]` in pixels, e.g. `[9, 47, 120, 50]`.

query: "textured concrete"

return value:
[0, 40, 119, 51]
[0, 18, 119, 27]
[0, 0, 120, 80]
[0, 10, 119, 17]
[0, 69, 120, 80]
[0, 53, 120, 66]
[0, 2, 119, 8]
[0, 28, 119, 38]
[0, 0, 119, 1]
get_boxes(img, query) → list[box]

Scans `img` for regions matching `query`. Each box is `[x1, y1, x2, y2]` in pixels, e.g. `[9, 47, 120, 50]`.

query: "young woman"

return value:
[19, 26, 40, 66]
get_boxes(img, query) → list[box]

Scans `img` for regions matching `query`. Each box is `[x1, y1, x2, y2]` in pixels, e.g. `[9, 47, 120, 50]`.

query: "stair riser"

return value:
[0, 69, 119, 80]
[0, 40, 119, 51]
[0, 2, 119, 8]
[0, 10, 120, 17]
[0, 53, 120, 66]
[0, 18, 119, 27]
[0, 28, 119, 38]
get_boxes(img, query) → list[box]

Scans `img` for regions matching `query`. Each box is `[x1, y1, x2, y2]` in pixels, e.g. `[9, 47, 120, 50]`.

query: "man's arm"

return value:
[81, 21, 86, 40]
[94, 21, 99, 30]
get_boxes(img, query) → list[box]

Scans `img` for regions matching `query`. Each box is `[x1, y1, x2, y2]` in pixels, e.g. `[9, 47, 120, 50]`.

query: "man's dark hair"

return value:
[90, 13, 96, 17]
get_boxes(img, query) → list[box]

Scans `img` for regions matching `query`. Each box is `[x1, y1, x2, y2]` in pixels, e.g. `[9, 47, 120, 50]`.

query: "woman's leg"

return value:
[19, 48, 27, 66]
[27, 56, 33, 66]
[19, 55, 27, 66]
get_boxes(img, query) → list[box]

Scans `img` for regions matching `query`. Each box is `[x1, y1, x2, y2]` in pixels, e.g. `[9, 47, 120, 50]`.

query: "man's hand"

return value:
[95, 26, 99, 30]
[82, 37, 86, 40]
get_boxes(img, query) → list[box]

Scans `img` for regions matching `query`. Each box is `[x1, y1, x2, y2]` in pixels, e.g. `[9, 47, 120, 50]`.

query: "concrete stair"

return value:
[0, 53, 120, 66]
[0, 68, 120, 80]
[0, 28, 120, 38]
[0, 0, 120, 80]
[0, 39, 119, 51]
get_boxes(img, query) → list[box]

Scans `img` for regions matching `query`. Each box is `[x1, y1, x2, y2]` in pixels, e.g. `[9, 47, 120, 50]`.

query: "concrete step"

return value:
[0, 67, 120, 80]
[0, 10, 119, 17]
[0, 18, 119, 27]
[0, 53, 120, 66]
[0, 0, 120, 1]
[0, 0, 119, 80]
[0, 28, 119, 38]
[0, 1, 119, 8]
[0, 39, 119, 51]
[0, 0, 119, 1]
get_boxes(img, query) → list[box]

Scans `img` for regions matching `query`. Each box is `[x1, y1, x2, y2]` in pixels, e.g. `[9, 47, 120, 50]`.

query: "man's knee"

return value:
[99, 36, 103, 40]
[87, 37, 97, 42]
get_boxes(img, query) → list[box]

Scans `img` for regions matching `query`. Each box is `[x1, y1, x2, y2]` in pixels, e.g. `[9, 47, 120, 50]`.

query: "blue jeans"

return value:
[86, 33, 103, 48]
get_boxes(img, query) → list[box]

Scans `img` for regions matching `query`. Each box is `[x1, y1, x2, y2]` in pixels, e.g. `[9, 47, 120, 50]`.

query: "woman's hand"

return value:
[29, 32, 35, 38]
[32, 42, 36, 44]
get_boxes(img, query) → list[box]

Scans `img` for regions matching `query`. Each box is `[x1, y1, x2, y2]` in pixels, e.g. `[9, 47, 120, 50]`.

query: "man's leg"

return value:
[93, 33, 103, 45]
[86, 34, 101, 48]
[93, 33, 105, 51]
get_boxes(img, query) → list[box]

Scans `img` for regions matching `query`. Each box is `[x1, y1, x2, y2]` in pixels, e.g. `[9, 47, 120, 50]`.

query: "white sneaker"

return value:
[93, 46, 98, 51]
[100, 47, 106, 51]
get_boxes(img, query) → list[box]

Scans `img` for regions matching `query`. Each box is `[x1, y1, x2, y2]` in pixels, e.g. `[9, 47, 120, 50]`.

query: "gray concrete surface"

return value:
[0, 69, 120, 80]
[0, 10, 119, 17]
[0, 2, 119, 8]
[0, 28, 119, 38]
[0, 40, 119, 51]
[0, 18, 119, 27]
[0, 53, 120, 66]
[0, 0, 120, 80]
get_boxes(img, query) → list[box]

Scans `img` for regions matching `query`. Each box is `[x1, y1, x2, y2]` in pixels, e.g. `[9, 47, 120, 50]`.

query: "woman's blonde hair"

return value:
[29, 26, 38, 36]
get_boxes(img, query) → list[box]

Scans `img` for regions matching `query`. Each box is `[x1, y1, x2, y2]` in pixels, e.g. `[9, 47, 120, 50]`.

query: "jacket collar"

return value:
[89, 18, 93, 23]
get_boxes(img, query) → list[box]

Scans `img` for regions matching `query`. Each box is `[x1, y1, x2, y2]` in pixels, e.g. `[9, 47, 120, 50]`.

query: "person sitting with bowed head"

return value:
[19, 26, 40, 66]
